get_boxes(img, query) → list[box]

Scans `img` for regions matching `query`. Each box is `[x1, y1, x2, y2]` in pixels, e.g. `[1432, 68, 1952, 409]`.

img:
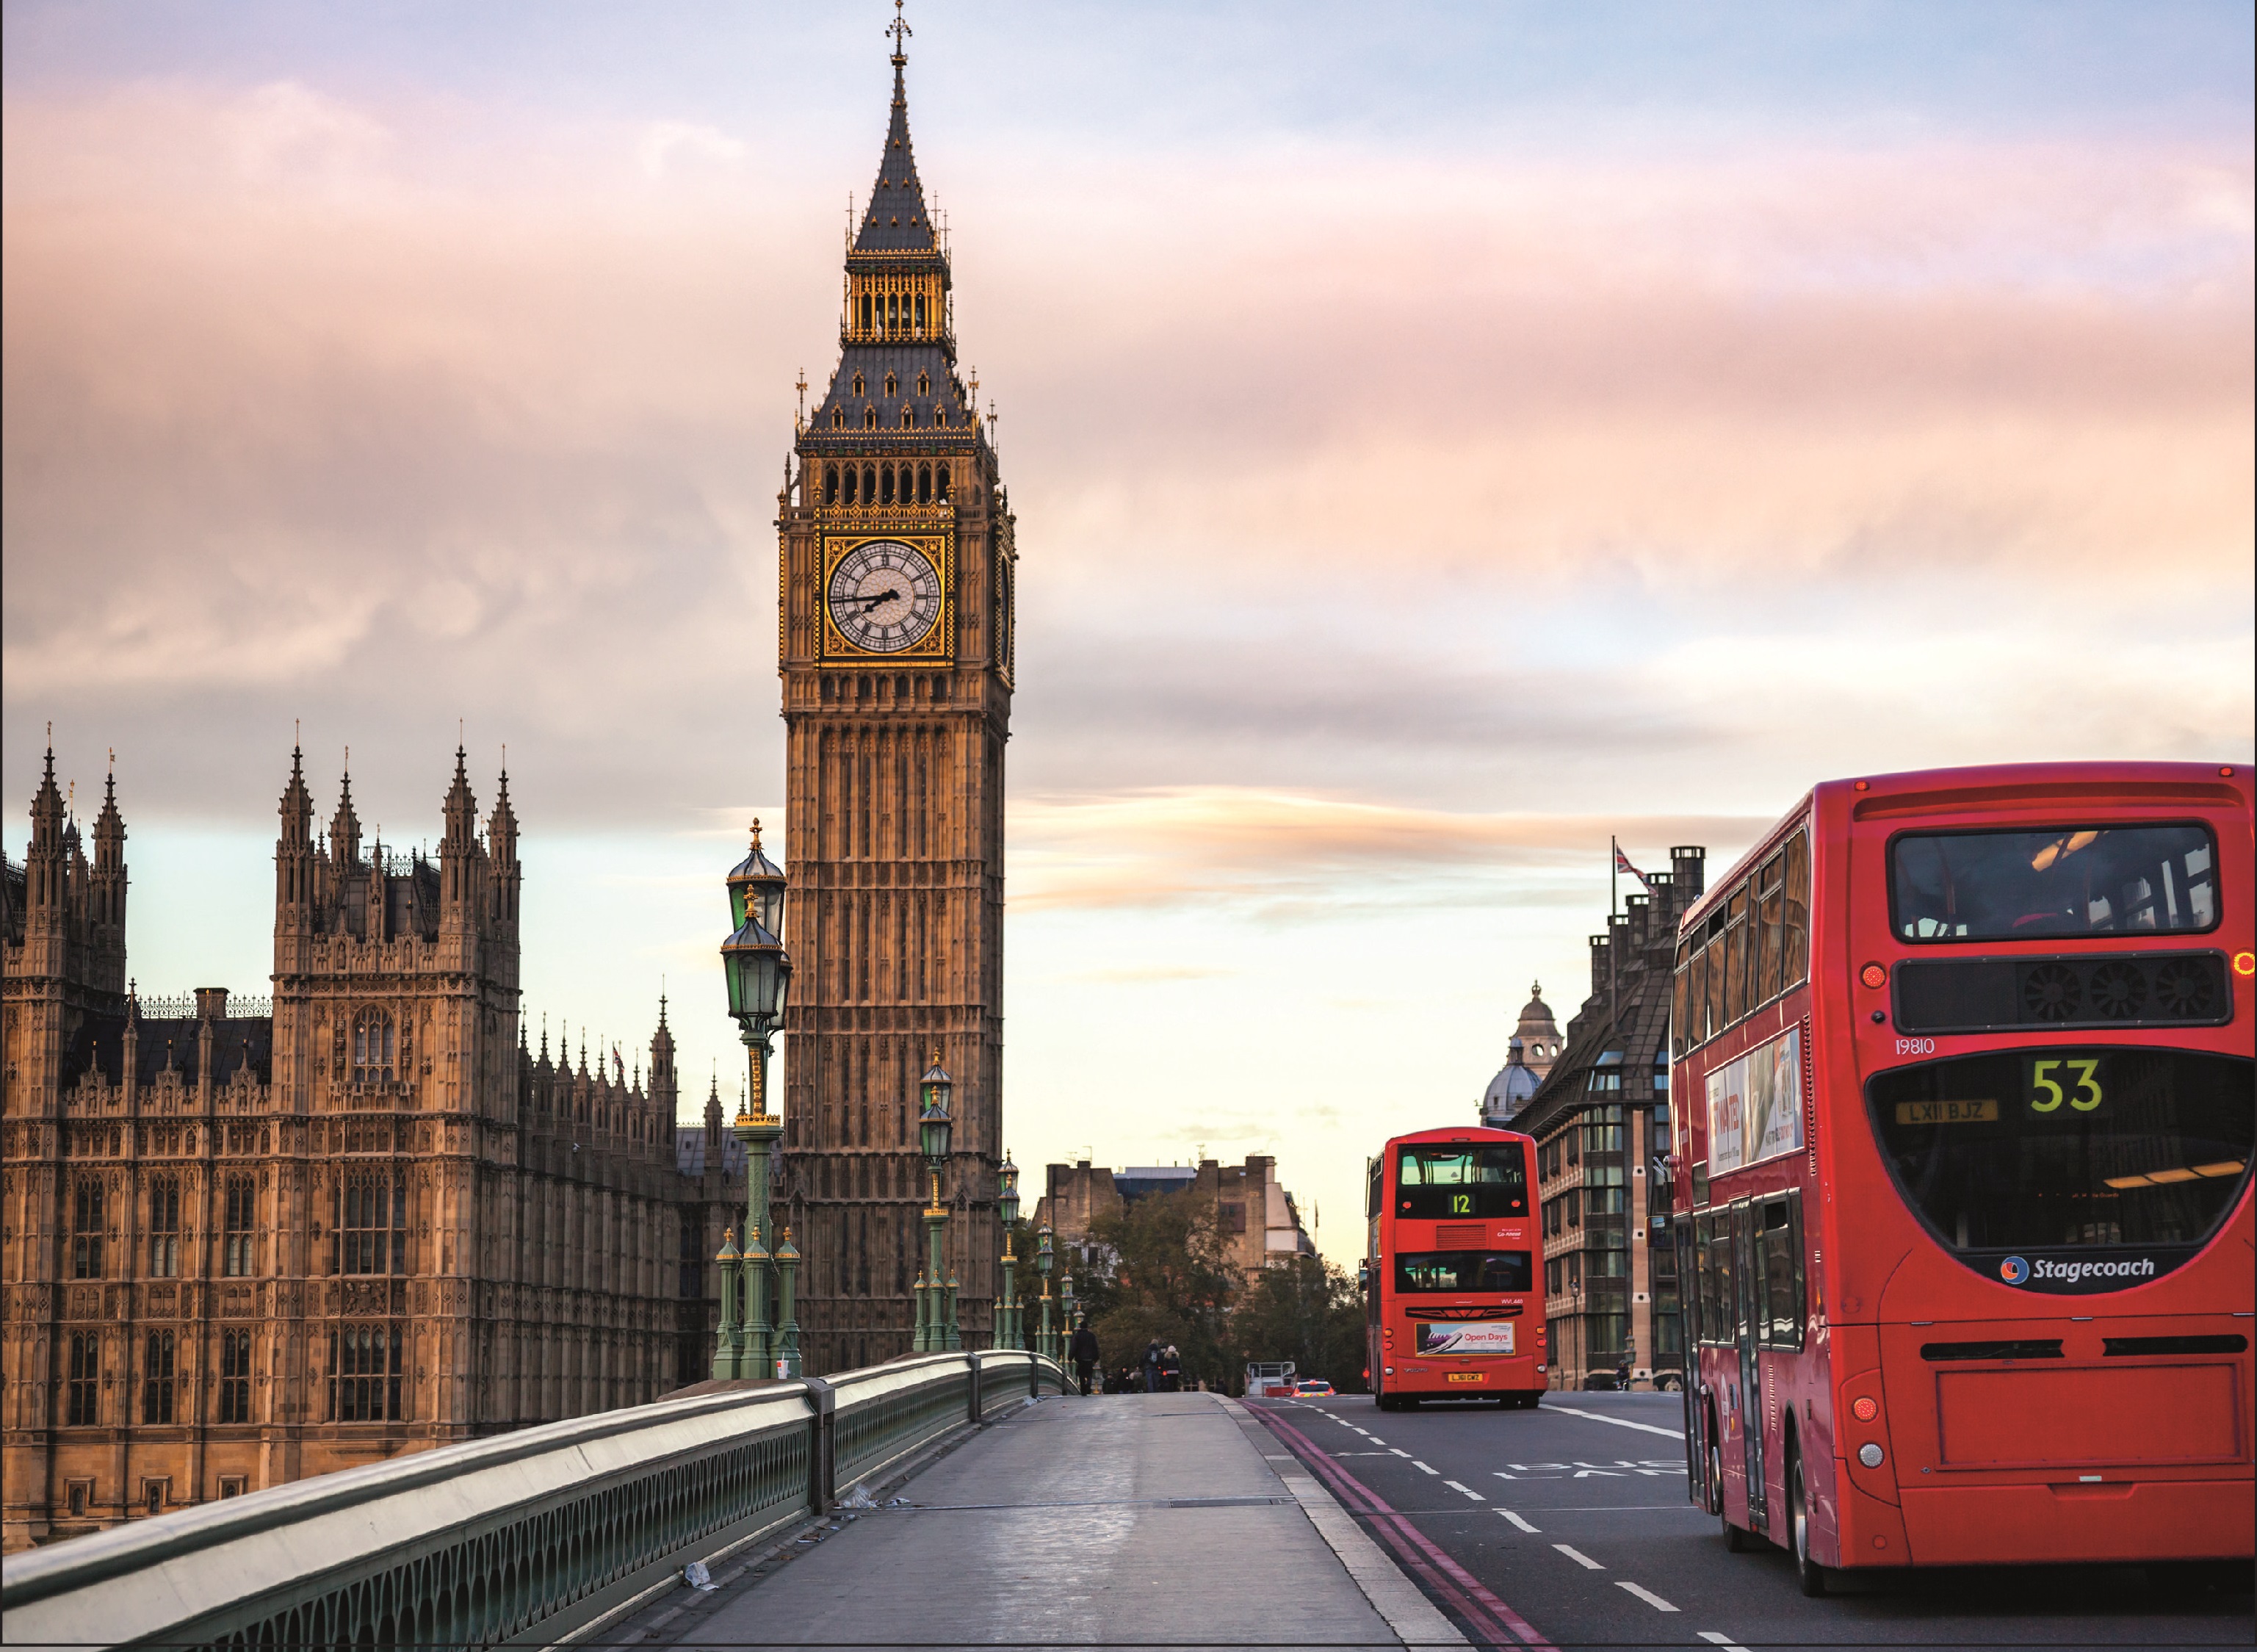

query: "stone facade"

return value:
[1, 746, 723, 1551]
[1033, 1156, 1316, 1285]
[1517, 848, 1705, 1389]
[769, 41, 1014, 1373]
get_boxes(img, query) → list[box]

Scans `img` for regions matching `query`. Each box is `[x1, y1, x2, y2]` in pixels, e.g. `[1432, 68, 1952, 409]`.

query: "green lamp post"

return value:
[916, 1054, 958, 1352]
[996, 1156, 1022, 1352]
[1036, 1222, 1055, 1361]
[719, 820, 793, 1379]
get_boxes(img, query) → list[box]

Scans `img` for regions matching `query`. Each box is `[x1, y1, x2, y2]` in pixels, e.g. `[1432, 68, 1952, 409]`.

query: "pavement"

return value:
[607, 1387, 2254, 1652]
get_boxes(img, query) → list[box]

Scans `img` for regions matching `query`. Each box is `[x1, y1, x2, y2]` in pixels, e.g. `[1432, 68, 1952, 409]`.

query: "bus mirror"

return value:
[1357, 1260, 1371, 1291]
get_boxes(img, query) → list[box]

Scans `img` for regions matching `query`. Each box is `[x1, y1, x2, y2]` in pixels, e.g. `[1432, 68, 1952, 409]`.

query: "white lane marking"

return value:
[1388, 1448, 1412, 1457]
[1617, 1581, 1678, 1612]
[1412, 1460, 1440, 1476]
[1544, 1404, 1686, 1440]
[1699, 1634, 1750, 1651]
[1497, 1508, 1541, 1533]
[1553, 1543, 1604, 1570]
[1443, 1479, 1486, 1501]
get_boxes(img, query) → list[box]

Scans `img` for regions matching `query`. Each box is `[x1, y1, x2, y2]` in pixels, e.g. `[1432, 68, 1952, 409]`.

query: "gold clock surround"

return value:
[817, 529, 954, 663]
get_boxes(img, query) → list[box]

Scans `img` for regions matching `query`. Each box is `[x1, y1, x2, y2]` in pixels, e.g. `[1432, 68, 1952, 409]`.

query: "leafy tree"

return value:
[1076, 1188, 1240, 1390]
[1234, 1254, 1368, 1393]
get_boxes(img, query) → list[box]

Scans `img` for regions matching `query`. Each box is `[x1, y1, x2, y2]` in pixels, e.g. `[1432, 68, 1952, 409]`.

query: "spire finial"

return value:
[887, 0, 911, 68]
[751, 817, 763, 854]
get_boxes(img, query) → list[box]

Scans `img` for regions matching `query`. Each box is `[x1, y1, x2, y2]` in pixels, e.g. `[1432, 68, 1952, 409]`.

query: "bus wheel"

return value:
[1704, 1432, 1725, 1518]
[1376, 1393, 1398, 1413]
[1790, 1445, 1827, 1597]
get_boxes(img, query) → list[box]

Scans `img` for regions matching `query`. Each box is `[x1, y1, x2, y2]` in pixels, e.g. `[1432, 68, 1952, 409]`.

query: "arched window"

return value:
[935, 464, 951, 502]
[843, 466, 859, 507]
[219, 1329, 253, 1423]
[142, 1330, 177, 1424]
[853, 372, 865, 397]
[900, 405, 914, 429]
[864, 407, 878, 429]
[917, 371, 930, 397]
[888, 292, 900, 331]
[859, 295, 871, 333]
[337, 1172, 406, 1275]
[916, 294, 928, 333]
[831, 408, 844, 430]
[824, 464, 839, 505]
[862, 464, 876, 502]
[67, 1332, 98, 1426]
[353, 1009, 396, 1083]
[331, 1324, 402, 1422]
[917, 464, 931, 503]
[880, 466, 895, 505]
[72, 1180, 104, 1279]
[223, 1175, 256, 1277]
[147, 1175, 181, 1278]
[884, 372, 897, 397]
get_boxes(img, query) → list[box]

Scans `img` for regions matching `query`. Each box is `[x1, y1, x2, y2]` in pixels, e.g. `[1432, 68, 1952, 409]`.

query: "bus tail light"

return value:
[1860, 962, 1887, 989]
[2234, 951, 2254, 977]
[1851, 1396, 1879, 1423]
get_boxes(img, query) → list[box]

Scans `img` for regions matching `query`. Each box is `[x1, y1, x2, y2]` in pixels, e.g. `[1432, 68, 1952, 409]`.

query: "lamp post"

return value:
[719, 821, 792, 1380]
[1036, 1222, 1055, 1360]
[996, 1157, 1022, 1352]
[917, 1054, 958, 1352]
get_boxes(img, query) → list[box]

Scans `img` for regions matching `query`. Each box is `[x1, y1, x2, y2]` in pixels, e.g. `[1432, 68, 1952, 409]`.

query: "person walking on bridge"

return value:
[1070, 1319, 1099, 1396]
[1141, 1339, 1162, 1393]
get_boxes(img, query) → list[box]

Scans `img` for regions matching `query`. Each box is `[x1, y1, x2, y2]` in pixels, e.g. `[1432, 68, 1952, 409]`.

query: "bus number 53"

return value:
[2029, 1058, 2103, 1114]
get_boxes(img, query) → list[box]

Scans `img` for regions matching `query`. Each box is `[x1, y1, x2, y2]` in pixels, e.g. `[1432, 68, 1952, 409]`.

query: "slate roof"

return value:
[809, 344, 976, 445]
[61, 1009, 275, 1094]
[855, 59, 938, 256]
[675, 1126, 748, 1180]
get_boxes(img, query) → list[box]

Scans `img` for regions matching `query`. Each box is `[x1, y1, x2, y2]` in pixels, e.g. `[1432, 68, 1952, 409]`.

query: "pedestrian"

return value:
[1614, 1350, 1633, 1392]
[1141, 1339, 1162, 1393]
[1160, 1343, 1182, 1393]
[1069, 1318, 1100, 1396]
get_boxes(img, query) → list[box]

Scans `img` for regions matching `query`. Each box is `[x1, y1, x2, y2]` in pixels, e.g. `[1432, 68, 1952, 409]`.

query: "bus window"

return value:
[1756, 851, 1785, 1005]
[1758, 1194, 1804, 1349]
[1867, 1048, 2253, 1263]
[1890, 823, 2220, 942]
[1672, 954, 1691, 1058]
[1394, 1250, 1534, 1294]
[1691, 1213, 1712, 1344]
[1782, 831, 1810, 986]
[1365, 1158, 1382, 1220]
[1703, 925, 1725, 1043]
[1395, 1141, 1529, 1219]
[1723, 890, 1749, 1024]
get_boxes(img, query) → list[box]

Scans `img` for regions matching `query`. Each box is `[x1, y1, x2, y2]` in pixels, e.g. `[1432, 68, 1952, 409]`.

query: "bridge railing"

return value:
[1, 1348, 1069, 1651]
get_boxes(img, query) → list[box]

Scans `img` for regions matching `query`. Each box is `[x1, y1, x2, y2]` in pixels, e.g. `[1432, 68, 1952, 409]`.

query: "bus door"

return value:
[1674, 1211, 1699, 1491]
[1731, 1197, 1768, 1532]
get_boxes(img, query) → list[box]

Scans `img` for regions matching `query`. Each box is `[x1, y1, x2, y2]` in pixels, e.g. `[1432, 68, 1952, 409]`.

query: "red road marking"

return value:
[1254, 1407, 1559, 1652]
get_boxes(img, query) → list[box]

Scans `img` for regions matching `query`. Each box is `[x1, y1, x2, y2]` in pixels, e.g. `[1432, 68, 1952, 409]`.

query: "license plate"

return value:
[1448, 1373, 1485, 1383]
[1895, 1098, 1998, 1125]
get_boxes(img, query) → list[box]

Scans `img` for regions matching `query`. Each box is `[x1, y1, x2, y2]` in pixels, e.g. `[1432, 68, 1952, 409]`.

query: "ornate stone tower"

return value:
[773, 24, 1014, 1373]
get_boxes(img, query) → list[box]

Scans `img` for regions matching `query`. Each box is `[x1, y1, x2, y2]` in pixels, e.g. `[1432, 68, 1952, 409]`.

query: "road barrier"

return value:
[2, 1349, 1068, 1651]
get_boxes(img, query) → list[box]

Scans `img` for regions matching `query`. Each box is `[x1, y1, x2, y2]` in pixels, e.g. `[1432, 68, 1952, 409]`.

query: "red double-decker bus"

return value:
[1671, 761, 2253, 1593]
[1363, 1126, 1546, 1409]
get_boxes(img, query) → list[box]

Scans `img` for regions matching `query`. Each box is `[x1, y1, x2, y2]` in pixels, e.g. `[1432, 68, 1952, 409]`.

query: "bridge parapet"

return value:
[2, 1349, 1067, 1651]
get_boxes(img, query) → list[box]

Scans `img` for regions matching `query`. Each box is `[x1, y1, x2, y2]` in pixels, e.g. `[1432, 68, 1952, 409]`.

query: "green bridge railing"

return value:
[1, 1349, 1069, 1651]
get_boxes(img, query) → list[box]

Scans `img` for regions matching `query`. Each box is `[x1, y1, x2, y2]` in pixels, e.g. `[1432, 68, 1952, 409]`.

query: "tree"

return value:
[1077, 1189, 1239, 1390]
[1234, 1255, 1367, 1392]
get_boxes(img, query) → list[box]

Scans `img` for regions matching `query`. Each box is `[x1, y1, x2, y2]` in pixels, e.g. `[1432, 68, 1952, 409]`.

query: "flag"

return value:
[1614, 843, 1651, 891]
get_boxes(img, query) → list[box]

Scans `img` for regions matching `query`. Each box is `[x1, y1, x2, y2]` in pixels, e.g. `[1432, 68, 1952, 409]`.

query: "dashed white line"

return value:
[1617, 1581, 1678, 1612]
[1387, 1448, 1412, 1457]
[1412, 1460, 1440, 1476]
[1496, 1509, 1540, 1533]
[1553, 1543, 1603, 1570]
[1699, 1633, 1750, 1651]
[1542, 1404, 1686, 1440]
[1443, 1479, 1485, 1501]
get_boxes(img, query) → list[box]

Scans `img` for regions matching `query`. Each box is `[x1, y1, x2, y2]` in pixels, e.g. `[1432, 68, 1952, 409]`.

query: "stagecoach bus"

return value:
[1364, 1125, 1545, 1410]
[1671, 761, 2253, 1594]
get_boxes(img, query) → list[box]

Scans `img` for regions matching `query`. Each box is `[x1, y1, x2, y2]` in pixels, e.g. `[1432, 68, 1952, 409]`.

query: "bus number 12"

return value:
[2029, 1058, 2103, 1114]
[1450, 1194, 1473, 1214]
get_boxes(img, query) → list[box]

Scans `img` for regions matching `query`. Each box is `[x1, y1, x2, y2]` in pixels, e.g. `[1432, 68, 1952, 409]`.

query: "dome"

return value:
[1513, 981, 1563, 1079]
[1481, 1036, 1542, 1125]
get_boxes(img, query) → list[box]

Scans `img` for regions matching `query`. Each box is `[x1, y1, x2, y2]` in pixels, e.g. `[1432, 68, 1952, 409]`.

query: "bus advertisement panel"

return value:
[1669, 762, 2253, 1595]
[1363, 1126, 1545, 1410]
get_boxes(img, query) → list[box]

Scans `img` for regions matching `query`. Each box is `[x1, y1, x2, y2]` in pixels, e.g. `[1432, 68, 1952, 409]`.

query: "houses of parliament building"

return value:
[0, 746, 738, 1551]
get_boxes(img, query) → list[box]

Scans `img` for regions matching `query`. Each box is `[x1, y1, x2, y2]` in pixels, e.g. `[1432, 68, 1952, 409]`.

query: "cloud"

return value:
[638, 120, 748, 180]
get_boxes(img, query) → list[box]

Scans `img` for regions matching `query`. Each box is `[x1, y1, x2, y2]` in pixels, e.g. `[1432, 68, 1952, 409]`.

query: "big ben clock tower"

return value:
[773, 20, 1015, 1373]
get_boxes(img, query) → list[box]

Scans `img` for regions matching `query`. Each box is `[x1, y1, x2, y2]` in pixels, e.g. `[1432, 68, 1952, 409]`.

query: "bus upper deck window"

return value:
[1891, 825, 2220, 942]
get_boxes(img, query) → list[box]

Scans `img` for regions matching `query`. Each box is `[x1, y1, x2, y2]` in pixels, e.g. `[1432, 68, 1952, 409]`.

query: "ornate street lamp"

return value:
[717, 820, 793, 1379]
[996, 1156, 1022, 1352]
[1036, 1222, 1055, 1361]
[915, 1053, 958, 1352]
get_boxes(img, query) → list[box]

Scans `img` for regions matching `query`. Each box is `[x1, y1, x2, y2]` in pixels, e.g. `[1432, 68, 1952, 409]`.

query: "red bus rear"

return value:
[1672, 761, 2253, 1590]
[1364, 1125, 1547, 1408]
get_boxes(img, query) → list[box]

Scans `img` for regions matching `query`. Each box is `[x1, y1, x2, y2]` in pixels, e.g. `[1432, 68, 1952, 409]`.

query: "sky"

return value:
[4, 1, 2252, 1266]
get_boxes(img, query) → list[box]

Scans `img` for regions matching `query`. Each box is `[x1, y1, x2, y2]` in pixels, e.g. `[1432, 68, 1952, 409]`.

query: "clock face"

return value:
[827, 540, 943, 654]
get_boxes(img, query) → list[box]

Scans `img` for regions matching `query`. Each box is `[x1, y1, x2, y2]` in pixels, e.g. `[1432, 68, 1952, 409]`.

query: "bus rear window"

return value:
[1395, 1144, 1528, 1219]
[1867, 1048, 2252, 1269]
[1891, 825, 2217, 942]
[1393, 1251, 1533, 1294]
